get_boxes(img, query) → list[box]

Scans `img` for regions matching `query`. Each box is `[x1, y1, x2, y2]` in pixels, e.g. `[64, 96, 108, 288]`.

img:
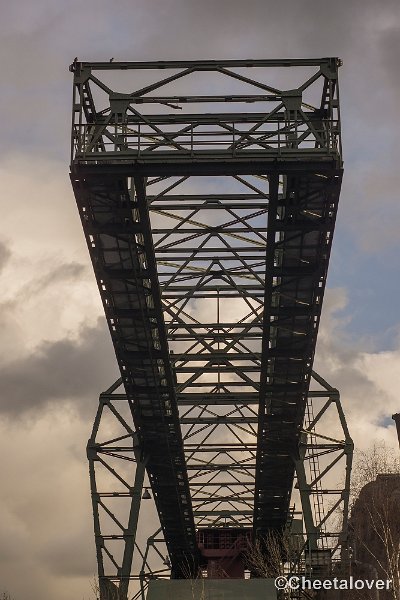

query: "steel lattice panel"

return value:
[70, 58, 343, 577]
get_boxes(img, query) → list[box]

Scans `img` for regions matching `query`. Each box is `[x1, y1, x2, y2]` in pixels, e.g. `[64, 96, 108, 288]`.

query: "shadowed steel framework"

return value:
[70, 59, 352, 598]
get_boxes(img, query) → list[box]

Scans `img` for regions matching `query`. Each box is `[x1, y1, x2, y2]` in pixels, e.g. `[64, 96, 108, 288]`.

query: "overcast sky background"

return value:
[0, 1, 400, 598]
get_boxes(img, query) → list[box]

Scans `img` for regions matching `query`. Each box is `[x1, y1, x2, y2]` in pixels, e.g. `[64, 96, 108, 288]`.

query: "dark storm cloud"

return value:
[0, 0, 398, 160]
[0, 240, 11, 272]
[38, 529, 95, 577]
[0, 318, 118, 419]
[19, 261, 87, 299]
[377, 23, 400, 88]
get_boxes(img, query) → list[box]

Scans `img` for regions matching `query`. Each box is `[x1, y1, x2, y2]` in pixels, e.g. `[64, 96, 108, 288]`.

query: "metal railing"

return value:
[72, 119, 340, 160]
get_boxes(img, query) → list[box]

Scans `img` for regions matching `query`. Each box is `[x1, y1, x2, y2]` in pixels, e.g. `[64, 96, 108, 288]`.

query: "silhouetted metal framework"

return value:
[70, 58, 345, 594]
[85, 372, 353, 599]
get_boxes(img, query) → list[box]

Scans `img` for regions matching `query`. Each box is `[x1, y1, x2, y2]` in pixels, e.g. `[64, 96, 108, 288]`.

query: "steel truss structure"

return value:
[70, 58, 352, 599]
[87, 371, 352, 598]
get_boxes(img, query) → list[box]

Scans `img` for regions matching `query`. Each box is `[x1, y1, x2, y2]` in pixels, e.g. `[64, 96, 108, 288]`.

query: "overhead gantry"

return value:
[70, 58, 352, 599]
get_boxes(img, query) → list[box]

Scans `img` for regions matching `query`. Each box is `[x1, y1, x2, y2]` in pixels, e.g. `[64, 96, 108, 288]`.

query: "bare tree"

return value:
[350, 441, 400, 507]
[179, 557, 206, 600]
[350, 475, 400, 600]
[322, 441, 400, 600]
[345, 441, 400, 599]
[90, 576, 121, 600]
[244, 530, 302, 578]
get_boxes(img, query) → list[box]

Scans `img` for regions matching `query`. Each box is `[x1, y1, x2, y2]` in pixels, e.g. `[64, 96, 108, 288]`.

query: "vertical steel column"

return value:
[87, 380, 148, 600]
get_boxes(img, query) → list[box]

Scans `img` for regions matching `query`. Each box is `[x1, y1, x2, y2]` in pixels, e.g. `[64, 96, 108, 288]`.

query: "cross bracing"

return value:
[70, 58, 349, 596]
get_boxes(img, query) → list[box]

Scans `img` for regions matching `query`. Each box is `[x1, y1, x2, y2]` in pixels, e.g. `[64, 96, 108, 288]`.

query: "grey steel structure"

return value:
[70, 58, 352, 599]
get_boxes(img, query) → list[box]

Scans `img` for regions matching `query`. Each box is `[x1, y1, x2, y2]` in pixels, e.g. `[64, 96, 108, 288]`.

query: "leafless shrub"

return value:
[351, 477, 400, 600]
[90, 576, 121, 600]
[350, 441, 400, 508]
[244, 530, 301, 579]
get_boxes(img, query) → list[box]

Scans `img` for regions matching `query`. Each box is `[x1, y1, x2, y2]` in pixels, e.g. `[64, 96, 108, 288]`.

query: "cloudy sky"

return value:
[1, 0, 400, 598]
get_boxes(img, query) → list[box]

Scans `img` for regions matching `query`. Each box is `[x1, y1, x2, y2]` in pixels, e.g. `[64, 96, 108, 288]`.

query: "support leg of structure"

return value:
[293, 371, 353, 577]
[87, 380, 148, 600]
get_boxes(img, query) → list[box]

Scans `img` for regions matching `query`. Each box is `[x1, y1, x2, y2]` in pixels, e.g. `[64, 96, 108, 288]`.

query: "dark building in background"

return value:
[349, 473, 400, 599]
[393, 414, 400, 450]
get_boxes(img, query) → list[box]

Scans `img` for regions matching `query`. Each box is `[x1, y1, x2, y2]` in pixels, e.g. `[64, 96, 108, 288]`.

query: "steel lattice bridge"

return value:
[70, 58, 353, 600]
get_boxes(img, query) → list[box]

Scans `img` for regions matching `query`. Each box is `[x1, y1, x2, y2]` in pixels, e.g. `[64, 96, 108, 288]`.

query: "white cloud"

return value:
[0, 155, 103, 354]
[316, 288, 400, 452]
[0, 413, 95, 599]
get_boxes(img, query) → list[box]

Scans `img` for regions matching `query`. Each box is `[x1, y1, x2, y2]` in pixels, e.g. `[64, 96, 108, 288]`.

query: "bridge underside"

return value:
[70, 58, 348, 591]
